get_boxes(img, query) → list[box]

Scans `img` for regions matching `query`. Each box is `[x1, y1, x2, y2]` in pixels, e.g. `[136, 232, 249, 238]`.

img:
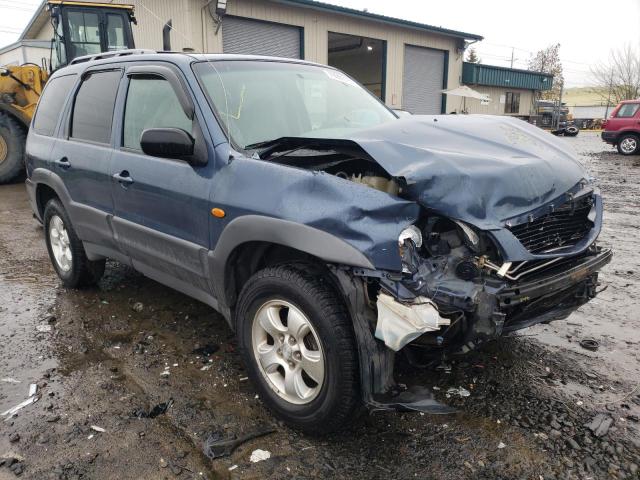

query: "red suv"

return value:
[602, 100, 640, 155]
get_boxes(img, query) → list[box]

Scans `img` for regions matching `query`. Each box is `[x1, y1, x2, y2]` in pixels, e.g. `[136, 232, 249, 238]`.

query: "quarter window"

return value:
[123, 76, 193, 151]
[504, 92, 520, 114]
[616, 104, 640, 118]
[32, 75, 76, 136]
[71, 70, 121, 144]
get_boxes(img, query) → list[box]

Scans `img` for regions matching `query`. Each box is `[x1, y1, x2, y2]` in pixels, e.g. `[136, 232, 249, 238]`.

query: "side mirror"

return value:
[140, 128, 195, 160]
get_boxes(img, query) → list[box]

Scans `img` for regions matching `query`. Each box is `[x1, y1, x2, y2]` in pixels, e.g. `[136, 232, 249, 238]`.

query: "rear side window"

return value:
[32, 75, 76, 136]
[616, 104, 640, 118]
[122, 76, 192, 151]
[71, 70, 121, 144]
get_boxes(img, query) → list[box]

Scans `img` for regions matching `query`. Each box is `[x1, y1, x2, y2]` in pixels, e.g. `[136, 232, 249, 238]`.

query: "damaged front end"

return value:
[371, 202, 612, 356]
[253, 115, 612, 411]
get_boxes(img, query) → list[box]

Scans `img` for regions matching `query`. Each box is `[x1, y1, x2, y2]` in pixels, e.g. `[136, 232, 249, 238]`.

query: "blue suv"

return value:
[25, 51, 611, 433]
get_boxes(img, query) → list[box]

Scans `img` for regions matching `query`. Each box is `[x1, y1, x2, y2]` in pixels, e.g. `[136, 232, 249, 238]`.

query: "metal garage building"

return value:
[8, 0, 483, 114]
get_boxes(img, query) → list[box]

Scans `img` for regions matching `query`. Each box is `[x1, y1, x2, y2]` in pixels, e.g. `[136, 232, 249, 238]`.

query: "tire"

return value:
[565, 126, 579, 137]
[0, 112, 26, 184]
[236, 265, 359, 434]
[617, 134, 640, 155]
[43, 198, 105, 288]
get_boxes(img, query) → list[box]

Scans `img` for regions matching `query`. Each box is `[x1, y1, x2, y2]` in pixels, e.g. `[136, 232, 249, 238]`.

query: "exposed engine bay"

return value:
[257, 139, 612, 358]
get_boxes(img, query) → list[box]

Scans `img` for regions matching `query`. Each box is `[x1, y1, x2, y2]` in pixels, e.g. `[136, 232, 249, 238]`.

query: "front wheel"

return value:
[236, 265, 359, 434]
[43, 199, 105, 288]
[617, 134, 639, 155]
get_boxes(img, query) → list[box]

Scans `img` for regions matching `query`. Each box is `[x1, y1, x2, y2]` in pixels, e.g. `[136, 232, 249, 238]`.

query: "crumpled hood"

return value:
[349, 115, 587, 230]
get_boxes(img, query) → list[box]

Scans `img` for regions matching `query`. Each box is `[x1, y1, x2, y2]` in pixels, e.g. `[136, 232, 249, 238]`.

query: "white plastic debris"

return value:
[375, 293, 450, 351]
[1, 383, 39, 420]
[1, 396, 38, 419]
[446, 387, 471, 398]
[1, 377, 21, 384]
[88, 434, 94, 440]
[36, 324, 52, 333]
[90, 425, 106, 433]
[200, 364, 213, 371]
[497, 442, 506, 449]
[228, 465, 238, 471]
[249, 449, 271, 463]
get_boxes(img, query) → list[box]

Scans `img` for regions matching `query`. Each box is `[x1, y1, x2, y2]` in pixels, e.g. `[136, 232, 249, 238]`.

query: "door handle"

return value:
[55, 157, 71, 169]
[113, 170, 134, 185]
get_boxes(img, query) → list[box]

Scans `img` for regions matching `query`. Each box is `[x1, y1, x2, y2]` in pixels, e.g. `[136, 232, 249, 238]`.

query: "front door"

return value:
[110, 64, 214, 300]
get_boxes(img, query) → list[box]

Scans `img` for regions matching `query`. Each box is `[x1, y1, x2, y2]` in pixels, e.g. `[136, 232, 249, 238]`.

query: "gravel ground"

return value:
[0, 131, 639, 479]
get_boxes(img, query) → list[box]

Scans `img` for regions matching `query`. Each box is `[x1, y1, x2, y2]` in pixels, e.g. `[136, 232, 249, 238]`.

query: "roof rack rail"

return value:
[69, 49, 157, 65]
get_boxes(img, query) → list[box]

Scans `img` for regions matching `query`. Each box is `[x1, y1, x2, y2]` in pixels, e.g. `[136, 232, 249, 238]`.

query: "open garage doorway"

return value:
[328, 32, 386, 100]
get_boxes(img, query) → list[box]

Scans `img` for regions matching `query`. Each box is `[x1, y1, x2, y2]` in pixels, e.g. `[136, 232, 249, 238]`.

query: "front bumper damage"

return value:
[374, 246, 612, 353]
[333, 246, 612, 413]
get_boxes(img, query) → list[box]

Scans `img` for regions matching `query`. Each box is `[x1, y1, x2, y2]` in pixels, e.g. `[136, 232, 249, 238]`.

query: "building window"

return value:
[505, 92, 520, 114]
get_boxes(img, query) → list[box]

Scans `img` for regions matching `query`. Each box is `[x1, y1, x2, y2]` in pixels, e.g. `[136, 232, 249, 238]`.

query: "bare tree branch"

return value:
[528, 43, 564, 101]
[591, 45, 640, 105]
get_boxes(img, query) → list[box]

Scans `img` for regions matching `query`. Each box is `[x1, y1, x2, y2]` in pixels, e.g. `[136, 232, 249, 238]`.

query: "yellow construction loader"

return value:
[0, 1, 136, 183]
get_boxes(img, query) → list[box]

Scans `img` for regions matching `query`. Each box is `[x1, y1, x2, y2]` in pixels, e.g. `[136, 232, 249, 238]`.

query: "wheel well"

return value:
[36, 184, 59, 218]
[224, 242, 336, 311]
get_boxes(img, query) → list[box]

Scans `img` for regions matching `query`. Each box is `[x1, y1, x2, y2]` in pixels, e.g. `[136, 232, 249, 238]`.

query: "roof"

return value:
[0, 39, 50, 56]
[50, 51, 334, 78]
[19, 1, 135, 41]
[462, 62, 553, 91]
[19, 1, 47, 40]
[18, 0, 483, 44]
[275, 0, 483, 40]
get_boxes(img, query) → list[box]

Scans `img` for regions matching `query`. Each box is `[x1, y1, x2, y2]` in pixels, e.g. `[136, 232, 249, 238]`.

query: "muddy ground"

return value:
[0, 131, 639, 479]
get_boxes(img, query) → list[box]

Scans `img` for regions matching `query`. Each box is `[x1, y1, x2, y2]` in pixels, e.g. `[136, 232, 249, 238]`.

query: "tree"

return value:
[528, 43, 564, 101]
[591, 44, 640, 105]
[466, 47, 480, 64]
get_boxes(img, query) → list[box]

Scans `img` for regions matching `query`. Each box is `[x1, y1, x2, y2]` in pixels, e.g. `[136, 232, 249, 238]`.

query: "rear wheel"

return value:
[236, 265, 359, 434]
[617, 134, 639, 155]
[0, 113, 26, 184]
[43, 198, 105, 288]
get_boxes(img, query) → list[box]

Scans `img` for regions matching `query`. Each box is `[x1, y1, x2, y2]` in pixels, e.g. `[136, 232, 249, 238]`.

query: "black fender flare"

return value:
[30, 167, 73, 216]
[208, 214, 375, 311]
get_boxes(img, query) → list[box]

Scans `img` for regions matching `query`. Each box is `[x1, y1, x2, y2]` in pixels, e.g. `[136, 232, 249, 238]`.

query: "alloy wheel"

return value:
[251, 299, 325, 404]
[49, 215, 72, 272]
[620, 137, 637, 154]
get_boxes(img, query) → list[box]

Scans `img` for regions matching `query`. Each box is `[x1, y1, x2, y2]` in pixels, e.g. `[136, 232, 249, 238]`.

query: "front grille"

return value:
[509, 195, 594, 253]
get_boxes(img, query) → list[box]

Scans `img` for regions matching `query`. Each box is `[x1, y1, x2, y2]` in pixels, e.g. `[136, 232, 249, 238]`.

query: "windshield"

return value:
[193, 60, 397, 150]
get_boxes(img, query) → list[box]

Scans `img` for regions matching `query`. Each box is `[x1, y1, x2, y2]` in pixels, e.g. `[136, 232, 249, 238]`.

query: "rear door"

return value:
[49, 68, 122, 251]
[110, 64, 214, 299]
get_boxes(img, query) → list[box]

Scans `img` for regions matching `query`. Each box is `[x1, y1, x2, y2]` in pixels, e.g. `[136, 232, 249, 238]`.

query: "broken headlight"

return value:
[398, 225, 423, 248]
[398, 225, 422, 274]
[454, 220, 480, 252]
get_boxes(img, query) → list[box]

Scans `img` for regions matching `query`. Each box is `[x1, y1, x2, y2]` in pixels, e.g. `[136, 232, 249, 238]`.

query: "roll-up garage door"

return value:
[402, 45, 446, 114]
[222, 16, 301, 59]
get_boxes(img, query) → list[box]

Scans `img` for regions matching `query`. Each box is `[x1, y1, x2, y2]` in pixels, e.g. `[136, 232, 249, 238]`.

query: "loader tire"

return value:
[0, 112, 26, 184]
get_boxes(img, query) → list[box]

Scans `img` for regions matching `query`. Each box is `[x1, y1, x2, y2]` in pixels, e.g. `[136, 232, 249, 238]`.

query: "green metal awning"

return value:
[462, 62, 553, 91]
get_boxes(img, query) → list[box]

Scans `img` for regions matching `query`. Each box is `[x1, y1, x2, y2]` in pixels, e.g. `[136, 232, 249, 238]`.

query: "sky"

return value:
[1, 0, 639, 87]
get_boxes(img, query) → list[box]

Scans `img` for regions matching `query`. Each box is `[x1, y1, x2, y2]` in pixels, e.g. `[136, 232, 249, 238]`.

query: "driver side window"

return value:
[123, 76, 193, 151]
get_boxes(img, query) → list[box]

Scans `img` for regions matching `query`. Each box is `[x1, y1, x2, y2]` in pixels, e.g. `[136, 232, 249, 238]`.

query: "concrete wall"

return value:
[462, 86, 535, 116]
[0, 45, 50, 67]
[25, 0, 468, 110]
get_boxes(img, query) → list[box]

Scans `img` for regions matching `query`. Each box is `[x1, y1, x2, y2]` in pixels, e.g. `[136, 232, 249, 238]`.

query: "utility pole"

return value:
[510, 47, 515, 69]
[604, 69, 614, 119]
[555, 82, 564, 131]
